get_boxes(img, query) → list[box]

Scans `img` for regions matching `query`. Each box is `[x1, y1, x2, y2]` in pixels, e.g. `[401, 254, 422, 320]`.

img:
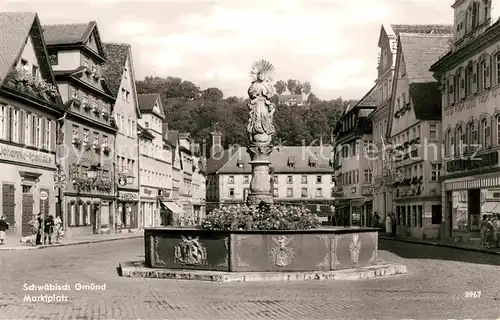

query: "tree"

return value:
[286, 79, 298, 95]
[274, 80, 287, 94]
[302, 81, 312, 94]
[202, 87, 224, 102]
[307, 92, 321, 105]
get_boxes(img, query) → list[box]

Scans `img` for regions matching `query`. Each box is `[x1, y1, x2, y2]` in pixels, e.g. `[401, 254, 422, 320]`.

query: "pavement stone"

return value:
[0, 230, 143, 251]
[1, 238, 499, 319]
[379, 234, 500, 255]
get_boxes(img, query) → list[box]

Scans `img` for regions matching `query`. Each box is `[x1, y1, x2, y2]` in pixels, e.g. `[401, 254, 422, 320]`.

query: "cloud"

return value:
[115, 20, 149, 36]
[314, 59, 370, 90]
[202, 66, 245, 81]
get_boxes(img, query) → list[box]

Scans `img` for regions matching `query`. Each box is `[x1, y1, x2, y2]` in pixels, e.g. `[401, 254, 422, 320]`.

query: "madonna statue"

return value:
[247, 59, 276, 145]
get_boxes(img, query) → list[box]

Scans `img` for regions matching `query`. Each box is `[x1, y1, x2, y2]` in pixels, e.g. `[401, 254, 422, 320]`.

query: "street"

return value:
[1, 238, 499, 320]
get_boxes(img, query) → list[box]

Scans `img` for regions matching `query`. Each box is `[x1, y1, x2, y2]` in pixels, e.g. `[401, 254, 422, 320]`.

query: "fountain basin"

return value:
[144, 227, 379, 272]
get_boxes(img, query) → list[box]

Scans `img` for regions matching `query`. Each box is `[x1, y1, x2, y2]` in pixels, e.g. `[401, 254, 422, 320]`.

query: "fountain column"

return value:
[245, 59, 276, 206]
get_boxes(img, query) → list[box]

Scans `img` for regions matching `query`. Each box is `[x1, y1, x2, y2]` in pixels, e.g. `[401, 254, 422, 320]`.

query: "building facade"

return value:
[102, 43, 141, 231]
[178, 132, 195, 222]
[137, 94, 178, 227]
[43, 21, 117, 237]
[206, 133, 335, 222]
[191, 154, 207, 221]
[0, 13, 62, 241]
[430, 0, 500, 242]
[387, 32, 452, 240]
[333, 93, 377, 226]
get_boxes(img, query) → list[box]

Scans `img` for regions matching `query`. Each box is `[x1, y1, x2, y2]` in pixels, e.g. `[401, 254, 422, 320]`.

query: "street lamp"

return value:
[86, 165, 100, 180]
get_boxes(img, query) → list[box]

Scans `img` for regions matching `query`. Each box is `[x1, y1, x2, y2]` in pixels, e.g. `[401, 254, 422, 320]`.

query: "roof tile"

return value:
[101, 43, 129, 97]
[42, 22, 92, 45]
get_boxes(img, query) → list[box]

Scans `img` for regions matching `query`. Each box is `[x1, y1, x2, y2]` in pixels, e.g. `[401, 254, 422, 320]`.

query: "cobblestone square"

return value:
[1, 238, 499, 319]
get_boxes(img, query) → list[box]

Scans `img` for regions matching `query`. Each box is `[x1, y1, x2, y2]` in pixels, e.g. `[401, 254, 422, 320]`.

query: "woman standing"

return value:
[385, 213, 392, 236]
[0, 215, 9, 245]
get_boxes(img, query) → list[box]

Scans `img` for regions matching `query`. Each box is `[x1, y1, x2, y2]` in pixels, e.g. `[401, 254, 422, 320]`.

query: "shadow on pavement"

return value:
[379, 239, 500, 266]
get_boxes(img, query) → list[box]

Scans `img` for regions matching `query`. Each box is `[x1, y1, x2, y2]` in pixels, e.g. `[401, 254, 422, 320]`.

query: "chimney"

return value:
[162, 122, 169, 139]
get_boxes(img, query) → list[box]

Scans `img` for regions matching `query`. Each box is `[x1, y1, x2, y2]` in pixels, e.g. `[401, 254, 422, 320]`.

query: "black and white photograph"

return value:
[0, 0, 499, 319]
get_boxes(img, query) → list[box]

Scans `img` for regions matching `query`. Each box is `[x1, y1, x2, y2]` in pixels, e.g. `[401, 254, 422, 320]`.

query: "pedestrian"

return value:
[0, 215, 9, 245]
[35, 213, 43, 245]
[373, 212, 380, 228]
[28, 214, 39, 246]
[391, 213, 397, 237]
[385, 213, 392, 235]
[494, 214, 500, 248]
[44, 215, 55, 245]
[53, 216, 63, 243]
[480, 215, 489, 247]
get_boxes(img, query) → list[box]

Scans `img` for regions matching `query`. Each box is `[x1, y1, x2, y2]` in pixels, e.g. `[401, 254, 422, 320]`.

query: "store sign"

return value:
[118, 191, 138, 201]
[0, 144, 54, 167]
[446, 151, 499, 173]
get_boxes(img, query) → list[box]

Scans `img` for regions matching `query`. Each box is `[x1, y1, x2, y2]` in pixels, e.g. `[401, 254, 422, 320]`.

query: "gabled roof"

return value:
[378, 24, 454, 47]
[42, 21, 106, 59]
[101, 42, 141, 118]
[356, 84, 379, 108]
[138, 93, 165, 119]
[137, 123, 154, 141]
[387, 33, 452, 136]
[210, 146, 334, 174]
[279, 94, 303, 103]
[0, 12, 62, 107]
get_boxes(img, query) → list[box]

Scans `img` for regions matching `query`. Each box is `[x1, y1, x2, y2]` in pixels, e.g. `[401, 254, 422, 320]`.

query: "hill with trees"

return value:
[135, 76, 352, 154]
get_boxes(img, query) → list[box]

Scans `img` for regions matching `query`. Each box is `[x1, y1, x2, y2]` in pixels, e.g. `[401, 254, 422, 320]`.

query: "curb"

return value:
[0, 235, 143, 251]
[379, 236, 500, 255]
[118, 261, 408, 283]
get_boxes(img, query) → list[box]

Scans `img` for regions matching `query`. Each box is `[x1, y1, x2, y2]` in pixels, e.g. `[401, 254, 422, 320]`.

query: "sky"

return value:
[1, 0, 454, 100]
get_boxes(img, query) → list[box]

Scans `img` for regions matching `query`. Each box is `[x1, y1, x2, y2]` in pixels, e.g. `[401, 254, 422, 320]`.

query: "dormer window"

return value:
[287, 156, 296, 168]
[20, 59, 28, 72]
[237, 160, 244, 168]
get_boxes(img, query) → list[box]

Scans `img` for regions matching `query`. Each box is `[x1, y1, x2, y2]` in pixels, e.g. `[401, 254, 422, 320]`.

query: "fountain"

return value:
[118, 60, 407, 282]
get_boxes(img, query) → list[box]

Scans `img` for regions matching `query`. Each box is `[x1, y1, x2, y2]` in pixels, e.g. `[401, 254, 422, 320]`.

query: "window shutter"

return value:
[31, 115, 36, 145]
[19, 110, 25, 144]
[486, 58, 491, 89]
[491, 116, 495, 146]
[6, 106, 12, 141]
[50, 120, 56, 151]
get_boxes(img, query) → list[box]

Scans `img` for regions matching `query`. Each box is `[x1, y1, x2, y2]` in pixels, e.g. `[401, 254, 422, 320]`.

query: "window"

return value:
[429, 124, 438, 141]
[354, 170, 359, 184]
[83, 129, 89, 145]
[124, 66, 128, 79]
[0, 105, 6, 140]
[229, 188, 234, 197]
[273, 189, 278, 197]
[316, 175, 322, 183]
[364, 169, 372, 183]
[93, 132, 99, 148]
[243, 176, 249, 184]
[144, 122, 149, 128]
[228, 176, 234, 184]
[496, 54, 500, 85]
[497, 116, 500, 145]
[126, 91, 130, 102]
[480, 59, 489, 90]
[72, 125, 79, 140]
[32, 65, 38, 77]
[102, 135, 108, 147]
[82, 92, 89, 104]
[482, 118, 490, 147]
[286, 188, 293, 197]
[11, 109, 19, 142]
[301, 175, 307, 184]
[316, 188, 323, 197]
[287, 176, 293, 184]
[20, 59, 29, 71]
[431, 164, 441, 181]
[301, 188, 307, 197]
[121, 88, 126, 101]
[24, 112, 30, 145]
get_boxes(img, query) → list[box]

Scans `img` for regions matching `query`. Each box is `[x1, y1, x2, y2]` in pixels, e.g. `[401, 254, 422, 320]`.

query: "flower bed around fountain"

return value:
[144, 203, 379, 272]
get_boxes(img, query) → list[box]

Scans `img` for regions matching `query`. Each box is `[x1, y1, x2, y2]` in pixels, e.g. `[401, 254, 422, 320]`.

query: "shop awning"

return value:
[161, 202, 184, 215]
[481, 202, 500, 215]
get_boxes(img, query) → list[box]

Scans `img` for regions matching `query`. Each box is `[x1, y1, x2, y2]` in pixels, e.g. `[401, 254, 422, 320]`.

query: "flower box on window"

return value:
[93, 73, 100, 80]
[72, 177, 92, 192]
[83, 103, 91, 112]
[72, 137, 82, 148]
[94, 178, 113, 192]
[92, 107, 100, 116]
[101, 110, 109, 120]
[84, 142, 91, 151]
[394, 110, 400, 118]
[102, 145, 111, 156]
[84, 68, 92, 75]
[6, 69, 60, 102]
[93, 144, 101, 153]
[73, 98, 81, 108]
